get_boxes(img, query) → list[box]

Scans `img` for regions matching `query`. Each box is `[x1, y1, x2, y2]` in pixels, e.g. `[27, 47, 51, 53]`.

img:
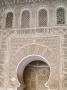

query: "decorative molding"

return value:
[0, 26, 67, 40]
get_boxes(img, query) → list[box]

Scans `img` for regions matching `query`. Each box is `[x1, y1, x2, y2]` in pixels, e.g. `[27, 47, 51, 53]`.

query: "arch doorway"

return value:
[17, 55, 50, 90]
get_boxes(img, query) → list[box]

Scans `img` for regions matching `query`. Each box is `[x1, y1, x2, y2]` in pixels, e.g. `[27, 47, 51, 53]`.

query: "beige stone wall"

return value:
[0, 0, 67, 90]
[63, 33, 67, 89]
[0, 30, 62, 90]
[0, 26, 67, 90]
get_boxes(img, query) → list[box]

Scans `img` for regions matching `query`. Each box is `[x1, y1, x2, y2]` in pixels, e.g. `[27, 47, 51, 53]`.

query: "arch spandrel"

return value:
[14, 44, 49, 62]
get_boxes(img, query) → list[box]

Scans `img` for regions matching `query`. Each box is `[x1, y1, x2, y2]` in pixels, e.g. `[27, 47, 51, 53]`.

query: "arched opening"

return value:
[6, 12, 13, 28]
[23, 60, 50, 90]
[17, 55, 50, 90]
[39, 9, 47, 27]
[56, 7, 65, 24]
[21, 10, 30, 28]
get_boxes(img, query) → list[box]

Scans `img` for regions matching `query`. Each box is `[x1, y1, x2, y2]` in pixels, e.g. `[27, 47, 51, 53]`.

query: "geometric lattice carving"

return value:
[39, 9, 47, 27]
[6, 12, 13, 28]
[21, 10, 30, 28]
[23, 60, 50, 90]
[57, 7, 65, 24]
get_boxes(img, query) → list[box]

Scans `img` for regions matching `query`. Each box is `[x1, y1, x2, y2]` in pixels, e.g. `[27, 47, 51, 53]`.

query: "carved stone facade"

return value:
[0, 0, 67, 90]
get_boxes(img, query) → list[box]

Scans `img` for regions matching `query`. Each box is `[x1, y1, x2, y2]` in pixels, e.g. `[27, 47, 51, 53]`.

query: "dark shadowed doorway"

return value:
[23, 60, 50, 90]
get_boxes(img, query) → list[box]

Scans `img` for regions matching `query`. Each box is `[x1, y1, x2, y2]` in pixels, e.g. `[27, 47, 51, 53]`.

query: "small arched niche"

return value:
[21, 10, 30, 28]
[39, 9, 47, 27]
[56, 7, 65, 24]
[6, 12, 13, 28]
